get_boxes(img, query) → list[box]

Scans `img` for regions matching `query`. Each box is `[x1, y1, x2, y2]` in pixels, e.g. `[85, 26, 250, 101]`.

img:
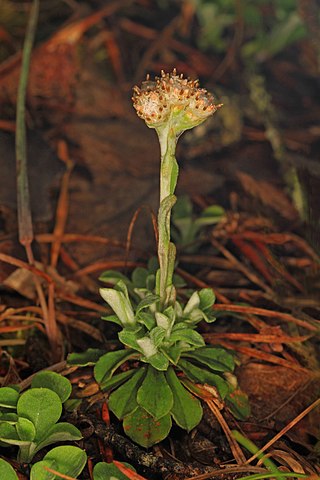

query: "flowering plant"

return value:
[70, 70, 249, 448]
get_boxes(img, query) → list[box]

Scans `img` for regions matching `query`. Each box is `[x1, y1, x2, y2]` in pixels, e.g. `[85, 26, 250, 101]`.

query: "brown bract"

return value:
[132, 69, 221, 131]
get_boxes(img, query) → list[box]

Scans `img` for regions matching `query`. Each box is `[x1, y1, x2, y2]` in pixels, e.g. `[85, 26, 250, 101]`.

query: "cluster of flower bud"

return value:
[132, 69, 221, 133]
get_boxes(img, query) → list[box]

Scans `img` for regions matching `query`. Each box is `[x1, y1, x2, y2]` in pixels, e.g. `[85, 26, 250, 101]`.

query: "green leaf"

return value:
[149, 326, 166, 346]
[169, 328, 205, 348]
[137, 311, 156, 330]
[108, 368, 146, 420]
[31, 371, 72, 403]
[67, 348, 105, 366]
[17, 388, 62, 442]
[225, 389, 251, 420]
[0, 422, 30, 447]
[93, 461, 136, 480]
[34, 423, 82, 454]
[100, 287, 135, 327]
[178, 359, 229, 398]
[101, 314, 122, 326]
[16, 417, 36, 442]
[144, 352, 169, 371]
[165, 367, 202, 431]
[198, 288, 216, 310]
[30, 445, 87, 480]
[100, 369, 136, 392]
[0, 387, 19, 409]
[94, 349, 135, 385]
[123, 406, 172, 448]
[0, 459, 19, 480]
[183, 347, 235, 372]
[183, 291, 200, 315]
[137, 366, 173, 420]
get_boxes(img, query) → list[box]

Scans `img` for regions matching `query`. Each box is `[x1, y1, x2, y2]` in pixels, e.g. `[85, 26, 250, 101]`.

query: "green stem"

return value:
[156, 126, 179, 308]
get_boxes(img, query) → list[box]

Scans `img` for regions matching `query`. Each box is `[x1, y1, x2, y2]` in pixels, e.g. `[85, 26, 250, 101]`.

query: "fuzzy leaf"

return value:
[99, 270, 130, 285]
[17, 389, 62, 442]
[30, 445, 87, 480]
[178, 359, 229, 398]
[183, 291, 200, 315]
[108, 368, 146, 420]
[198, 288, 216, 310]
[165, 367, 202, 431]
[136, 294, 159, 315]
[183, 347, 235, 372]
[93, 461, 136, 480]
[94, 349, 135, 385]
[0, 387, 19, 409]
[131, 267, 149, 288]
[123, 406, 171, 448]
[136, 311, 156, 330]
[0, 459, 19, 480]
[31, 371, 72, 403]
[144, 352, 169, 371]
[137, 366, 173, 420]
[100, 287, 135, 326]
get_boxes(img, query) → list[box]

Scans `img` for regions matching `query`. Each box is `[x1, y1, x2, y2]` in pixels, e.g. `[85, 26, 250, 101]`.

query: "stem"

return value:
[156, 126, 179, 307]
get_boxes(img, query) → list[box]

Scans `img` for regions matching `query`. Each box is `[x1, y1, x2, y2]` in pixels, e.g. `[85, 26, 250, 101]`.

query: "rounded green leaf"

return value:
[0, 459, 19, 480]
[165, 367, 202, 431]
[67, 348, 106, 366]
[137, 366, 173, 420]
[93, 461, 136, 480]
[108, 368, 146, 420]
[123, 406, 171, 448]
[31, 371, 72, 403]
[0, 387, 19, 409]
[30, 445, 87, 480]
[16, 417, 36, 442]
[34, 423, 82, 454]
[17, 388, 62, 442]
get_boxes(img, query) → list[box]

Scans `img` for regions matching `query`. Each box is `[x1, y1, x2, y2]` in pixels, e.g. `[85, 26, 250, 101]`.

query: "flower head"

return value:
[132, 69, 221, 134]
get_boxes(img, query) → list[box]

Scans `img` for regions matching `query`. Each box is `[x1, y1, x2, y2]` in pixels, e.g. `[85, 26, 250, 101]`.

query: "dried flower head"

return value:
[132, 69, 221, 134]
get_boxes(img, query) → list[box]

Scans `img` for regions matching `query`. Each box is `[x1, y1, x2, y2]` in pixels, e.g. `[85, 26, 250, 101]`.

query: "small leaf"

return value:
[0, 387, 19, 409]
[94, 349, 136, 385]
[0, 422, 21, 444]
[30, 445, 87, 480]
[132, 267, 148, 288]
[144, 352, 169, 371]
[100, 369, 136, 392]
[178, 359, 229, 398]
[137, 366, 173, 420]
[17, 389, 62, 442]
[169, 328, 205, 348]
[34, 422, 82, 454]
[101, 314, 122, 326]
[165, 367, 202, 431]
[93, 461, 136, 480]
[136, 311, 156, 330]
[123, 406, 171, 448]
[225, 389, 251, 420]
[67, 348, 105, 366]
[183, 347, 235, 372]
[16, 417, 36, 442]
[198, 288, 216, 310]
[108, 368, 146, 420]
[99, 270, 130, 285]
[31, 371, 72, 403]
[149, 326, 166, 346]
[183, 292, 200, 315]
[100, 287, 135, 326]
[0, 458, 19, 480]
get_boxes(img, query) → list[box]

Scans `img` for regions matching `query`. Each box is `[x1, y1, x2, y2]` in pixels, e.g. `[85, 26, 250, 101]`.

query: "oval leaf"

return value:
[30, 445, 87, 480]
[34, 423, 82, 454]
[16, 417, 36, 442]
[123, 406, 171, 448]
[17, 388, 62, 442]
[165, 367, 202, 431]
[0, 387, 19, 409]
[182, 347, 235, 372]
[137, 366, 173, 420]
[0, 459, 19, 480]
[93, 461, 136, 480]
[31, 371, 72, 403]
